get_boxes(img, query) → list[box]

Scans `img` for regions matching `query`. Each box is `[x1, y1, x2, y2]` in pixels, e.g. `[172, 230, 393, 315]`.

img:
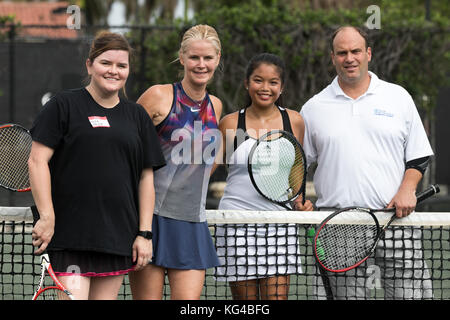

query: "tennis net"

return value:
[1, 207, 449, 300]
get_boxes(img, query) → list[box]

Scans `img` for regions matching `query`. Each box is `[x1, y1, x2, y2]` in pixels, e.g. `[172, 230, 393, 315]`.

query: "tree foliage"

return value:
[130, 0, 449, 115]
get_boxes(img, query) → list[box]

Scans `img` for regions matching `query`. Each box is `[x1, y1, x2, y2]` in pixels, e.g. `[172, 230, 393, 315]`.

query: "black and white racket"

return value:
[0, 123, 32, 192]
[248, 130, 307, 208]
[32, 253, 75, 300]
[313, 184, 440, 273]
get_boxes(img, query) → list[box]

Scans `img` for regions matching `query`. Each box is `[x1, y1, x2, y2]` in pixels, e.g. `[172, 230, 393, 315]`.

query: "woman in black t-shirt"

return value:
[29, 31, 165, 300]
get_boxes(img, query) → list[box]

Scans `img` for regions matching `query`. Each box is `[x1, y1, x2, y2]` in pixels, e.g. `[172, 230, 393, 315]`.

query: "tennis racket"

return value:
[248, 130, 307, 208]
[313, 184, 440, 273]
[247, 129, 334, 299]
[31, 208, 74, 300]
[32, 253, 75, 300]
[0, 123, 32, 192]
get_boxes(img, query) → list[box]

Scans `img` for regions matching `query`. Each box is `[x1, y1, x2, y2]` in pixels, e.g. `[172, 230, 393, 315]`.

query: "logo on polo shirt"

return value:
[88, 116, 110, 128]
[374, 109, 394, 118]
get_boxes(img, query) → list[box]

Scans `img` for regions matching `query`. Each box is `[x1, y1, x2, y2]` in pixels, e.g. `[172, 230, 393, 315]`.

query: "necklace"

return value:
[181, 83, 207, 111]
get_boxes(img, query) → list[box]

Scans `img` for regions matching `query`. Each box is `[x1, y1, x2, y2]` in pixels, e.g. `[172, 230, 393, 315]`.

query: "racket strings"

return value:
[0, 126, 32, 190]
[250, 133, 305, 202]
[316, 222, 379, 270]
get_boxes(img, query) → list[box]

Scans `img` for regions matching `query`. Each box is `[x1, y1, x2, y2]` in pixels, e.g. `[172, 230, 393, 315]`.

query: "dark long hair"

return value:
[244, 53, 286, 108]
[85, 31, 133, 97]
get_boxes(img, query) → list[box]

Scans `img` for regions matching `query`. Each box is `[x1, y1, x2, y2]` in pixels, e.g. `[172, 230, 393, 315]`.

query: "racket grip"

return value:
[307, 227, 325, 260]
[416, 184, 440, 203]
[307, 227, 315, 243]
[31, 205, 40, 226]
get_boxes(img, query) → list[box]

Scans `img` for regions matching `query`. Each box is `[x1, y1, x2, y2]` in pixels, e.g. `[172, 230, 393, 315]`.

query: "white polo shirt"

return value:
[300, 72, 433, 209]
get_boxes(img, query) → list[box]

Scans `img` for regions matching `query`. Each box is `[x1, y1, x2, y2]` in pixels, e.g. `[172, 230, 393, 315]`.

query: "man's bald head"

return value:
[330, 26, 369, 53]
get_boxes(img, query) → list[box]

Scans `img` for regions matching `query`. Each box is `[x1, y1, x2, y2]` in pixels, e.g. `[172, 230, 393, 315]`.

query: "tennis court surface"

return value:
[1, 207, 449, 300]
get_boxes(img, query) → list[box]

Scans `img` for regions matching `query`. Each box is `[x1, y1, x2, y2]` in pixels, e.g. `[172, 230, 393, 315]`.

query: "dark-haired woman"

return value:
[214, 53, 313, 300]
[29, 31, 165, 300]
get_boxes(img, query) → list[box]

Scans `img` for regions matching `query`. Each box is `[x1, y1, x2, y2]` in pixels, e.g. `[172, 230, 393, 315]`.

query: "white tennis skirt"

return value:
[214, 223, 302, 282]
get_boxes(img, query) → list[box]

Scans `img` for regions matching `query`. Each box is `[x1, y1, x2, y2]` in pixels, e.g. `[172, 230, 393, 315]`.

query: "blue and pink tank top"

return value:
[153, 82, 219, 222]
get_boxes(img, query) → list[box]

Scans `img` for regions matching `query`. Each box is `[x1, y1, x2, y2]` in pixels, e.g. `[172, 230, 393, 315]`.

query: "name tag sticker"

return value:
[88, 116, 110, 128]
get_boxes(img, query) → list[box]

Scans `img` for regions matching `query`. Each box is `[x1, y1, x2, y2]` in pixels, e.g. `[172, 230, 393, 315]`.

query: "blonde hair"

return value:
[176, 25, 222, 79]
[179, 24, 222, 56]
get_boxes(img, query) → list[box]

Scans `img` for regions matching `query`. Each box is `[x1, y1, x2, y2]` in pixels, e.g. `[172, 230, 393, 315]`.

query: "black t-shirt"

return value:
[30, 88, 165, 256]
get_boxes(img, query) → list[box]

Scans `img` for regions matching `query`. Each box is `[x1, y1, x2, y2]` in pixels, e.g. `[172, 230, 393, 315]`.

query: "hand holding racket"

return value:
[313, 184, 440, 273]
[32, 253, 75, 300]
[31, 207, 73, 300]
[0, 123, 32, 192]
[31, 205, 54, 255]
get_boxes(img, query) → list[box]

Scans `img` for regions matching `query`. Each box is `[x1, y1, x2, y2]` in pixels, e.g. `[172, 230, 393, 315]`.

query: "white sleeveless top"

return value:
[218, 138, 287, 211]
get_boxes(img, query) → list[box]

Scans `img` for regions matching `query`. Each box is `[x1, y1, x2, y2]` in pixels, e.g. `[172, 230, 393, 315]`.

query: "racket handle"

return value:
[416, 184, 440, 203]
[307, 227, 315, 243]
[307, 227, 333, 299]
[307, 227, 325, 260]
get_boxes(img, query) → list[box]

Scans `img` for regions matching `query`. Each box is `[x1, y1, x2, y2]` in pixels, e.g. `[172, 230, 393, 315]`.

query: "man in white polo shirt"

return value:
[299, 26, 434, 299]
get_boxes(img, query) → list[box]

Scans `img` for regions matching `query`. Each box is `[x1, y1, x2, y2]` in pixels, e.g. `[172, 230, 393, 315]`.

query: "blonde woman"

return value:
[129, 24, 223, 300]
[29, 31, 165, 300]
